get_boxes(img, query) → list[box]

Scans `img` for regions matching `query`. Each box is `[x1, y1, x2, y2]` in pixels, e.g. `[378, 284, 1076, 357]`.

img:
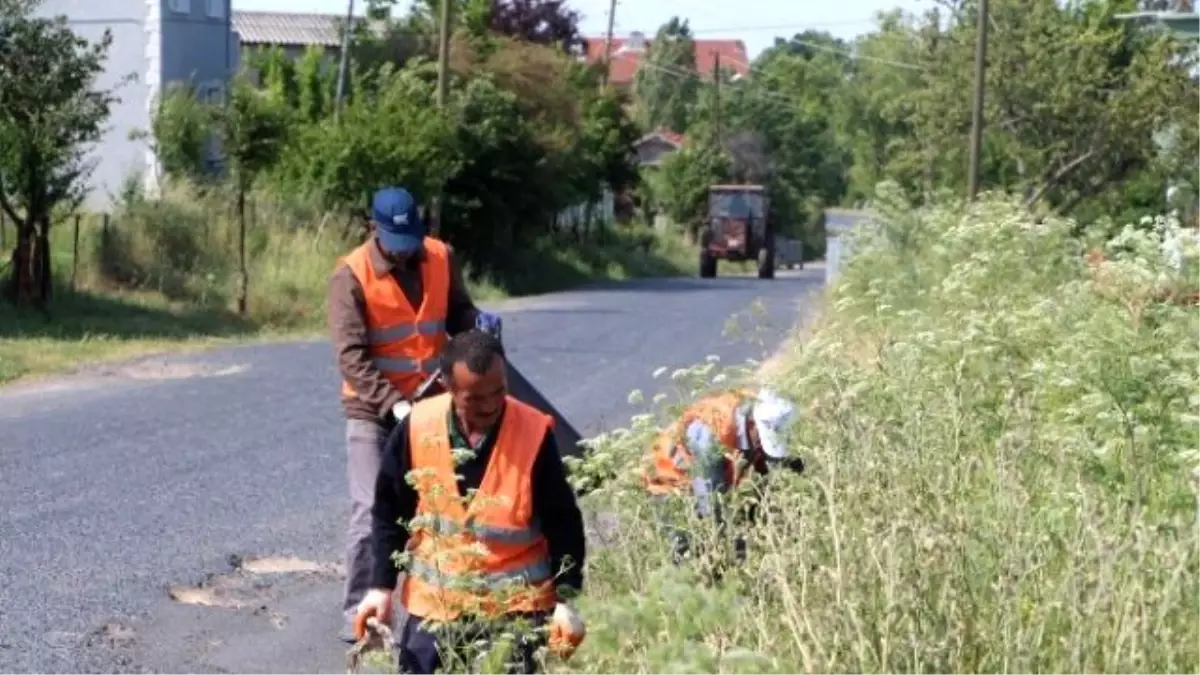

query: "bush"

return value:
[560, 191, 1199, 674]
[87, 182, 352, 327]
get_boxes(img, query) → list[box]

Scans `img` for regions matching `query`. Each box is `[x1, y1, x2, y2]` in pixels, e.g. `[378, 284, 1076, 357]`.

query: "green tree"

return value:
[294, 46, 331, 122]
[837, 0, 1199, 219]
[273, 62, 457, 214]
[838, 9, 941, 203]
[218, 73, 292, 314]
[684, 34, 850, 248]
[651, 139, 730, 238]
[149, 82, 215, 184]
[632, 17, 700, 133]
[255, 46, 299, 108]
[0, 0, 116, 307]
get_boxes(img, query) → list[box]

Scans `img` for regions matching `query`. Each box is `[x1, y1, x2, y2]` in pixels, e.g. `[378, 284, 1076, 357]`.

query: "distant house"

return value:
[36, 0, 238, 210]
[581, 32, 751, 90]
[232, 10, 345, 62]
[635, 129, 685, 168]
[1115, 10, 1199, 39]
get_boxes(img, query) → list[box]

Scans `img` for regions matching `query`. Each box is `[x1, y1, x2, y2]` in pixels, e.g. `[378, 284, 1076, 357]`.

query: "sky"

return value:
[231, 0, 935, 57]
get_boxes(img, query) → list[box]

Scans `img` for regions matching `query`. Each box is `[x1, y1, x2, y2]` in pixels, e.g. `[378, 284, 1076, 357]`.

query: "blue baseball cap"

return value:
[371, 187, 425, 254]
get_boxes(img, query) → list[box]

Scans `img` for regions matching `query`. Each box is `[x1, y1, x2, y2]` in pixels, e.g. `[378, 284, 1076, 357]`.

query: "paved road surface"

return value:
[0, 268, 823, 673]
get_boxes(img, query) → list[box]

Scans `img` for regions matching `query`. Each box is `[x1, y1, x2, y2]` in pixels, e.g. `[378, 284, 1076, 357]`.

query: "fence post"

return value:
[101, 212, 110, 272]
[71, 213, 81, 290]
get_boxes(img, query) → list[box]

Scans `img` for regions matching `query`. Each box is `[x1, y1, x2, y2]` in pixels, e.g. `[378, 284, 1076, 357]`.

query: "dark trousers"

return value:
[653, 494, 749, 581]
[397, 612, 549, 674]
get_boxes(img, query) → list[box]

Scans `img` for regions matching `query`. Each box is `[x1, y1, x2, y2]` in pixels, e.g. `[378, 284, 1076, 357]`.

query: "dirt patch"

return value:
[167, 554, 342, 612]
[102, 361, 250, 381]
[84, 621, 137, 650]
[234, 555, 341, 575]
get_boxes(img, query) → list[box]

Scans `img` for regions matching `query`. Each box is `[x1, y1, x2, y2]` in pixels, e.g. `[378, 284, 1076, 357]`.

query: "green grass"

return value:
[0, 183, 700, 386]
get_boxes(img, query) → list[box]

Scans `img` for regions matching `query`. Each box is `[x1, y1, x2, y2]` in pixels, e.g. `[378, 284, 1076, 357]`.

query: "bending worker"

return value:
[644, 387, 802, 564]
[356, 330, 587, 674]
[327, 186, 499, 642]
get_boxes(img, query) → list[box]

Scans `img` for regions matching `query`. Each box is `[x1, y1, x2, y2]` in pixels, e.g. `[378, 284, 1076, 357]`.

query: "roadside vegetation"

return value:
[556, 189, 1199, 674]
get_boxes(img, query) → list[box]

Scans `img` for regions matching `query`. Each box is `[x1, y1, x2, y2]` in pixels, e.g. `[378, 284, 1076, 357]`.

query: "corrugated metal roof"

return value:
[232, 10, 345, 47]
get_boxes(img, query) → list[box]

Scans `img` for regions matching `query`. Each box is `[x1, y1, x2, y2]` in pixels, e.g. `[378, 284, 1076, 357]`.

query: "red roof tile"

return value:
[582, 35, 750, 85]
[637, 128, 686, 147]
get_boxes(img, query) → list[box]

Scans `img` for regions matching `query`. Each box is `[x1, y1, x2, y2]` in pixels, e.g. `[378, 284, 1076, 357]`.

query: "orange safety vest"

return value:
[339, 238, 451, 401]
[400, 393, 558, 622]
[645, 389, 753, 496]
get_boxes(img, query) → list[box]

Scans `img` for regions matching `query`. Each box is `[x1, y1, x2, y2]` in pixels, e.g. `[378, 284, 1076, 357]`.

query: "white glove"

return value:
[354, 588, 393, 640]
[548, 602, 586, 658]
[553, 602, 585, 634]
[391, 401, 412, 422]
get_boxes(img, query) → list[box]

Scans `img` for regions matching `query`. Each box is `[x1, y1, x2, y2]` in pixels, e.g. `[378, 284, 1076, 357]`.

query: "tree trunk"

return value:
[236, 184, 248, 316]
[34, 216, 51, 307]
[8, 221, 35, 305]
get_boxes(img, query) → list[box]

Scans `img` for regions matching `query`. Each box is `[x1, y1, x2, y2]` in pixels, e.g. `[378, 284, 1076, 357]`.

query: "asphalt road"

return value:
[0, 267, 823, 674]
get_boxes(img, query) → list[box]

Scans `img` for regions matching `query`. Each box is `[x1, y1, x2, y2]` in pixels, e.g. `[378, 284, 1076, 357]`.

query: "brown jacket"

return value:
[328, 237, 479, 421]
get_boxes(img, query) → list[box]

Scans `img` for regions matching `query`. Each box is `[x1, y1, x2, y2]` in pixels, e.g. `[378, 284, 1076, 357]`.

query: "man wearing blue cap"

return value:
[327, 186, 501, 642]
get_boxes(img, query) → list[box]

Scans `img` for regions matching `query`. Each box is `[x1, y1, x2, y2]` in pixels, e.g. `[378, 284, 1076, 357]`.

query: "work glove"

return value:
[547, 602, 586, 660]
[353, 589, 394, 641]
[475, 311, 503, 341]
[391, 400, 412, 423]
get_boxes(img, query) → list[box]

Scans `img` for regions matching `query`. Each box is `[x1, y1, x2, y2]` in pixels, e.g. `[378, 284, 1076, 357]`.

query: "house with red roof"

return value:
[635, 129, 686, 168]
[581, 32, 751, 92]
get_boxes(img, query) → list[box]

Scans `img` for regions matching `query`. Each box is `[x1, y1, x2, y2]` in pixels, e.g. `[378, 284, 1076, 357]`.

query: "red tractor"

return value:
[698, 184, 776, 279]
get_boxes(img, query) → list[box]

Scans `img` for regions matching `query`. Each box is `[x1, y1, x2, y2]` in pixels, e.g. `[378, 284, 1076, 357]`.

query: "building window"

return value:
[168, 0, 190, 13]
[206, 0, 224, 18]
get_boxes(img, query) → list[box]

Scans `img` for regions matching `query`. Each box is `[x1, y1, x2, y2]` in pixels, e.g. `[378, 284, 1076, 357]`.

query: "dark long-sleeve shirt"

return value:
[370, 405, 586, 603]
[328, 238, 480, 421]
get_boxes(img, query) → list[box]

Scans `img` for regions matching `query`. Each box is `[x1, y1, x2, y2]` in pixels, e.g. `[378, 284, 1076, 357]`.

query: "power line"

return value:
[601, 0, 618, 90]
[967, 0, 988, 200]
[610, 33, 928, 83]
[674, 18, 881, 35]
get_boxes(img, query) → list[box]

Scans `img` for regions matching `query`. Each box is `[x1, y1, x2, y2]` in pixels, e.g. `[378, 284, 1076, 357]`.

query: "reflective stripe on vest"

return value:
[338, 238, 451, 400]
[412, 513, 545, 546]
[399, 393, 557, 621]
[368, 319, 446, 346]
[407, 558, 553, 592]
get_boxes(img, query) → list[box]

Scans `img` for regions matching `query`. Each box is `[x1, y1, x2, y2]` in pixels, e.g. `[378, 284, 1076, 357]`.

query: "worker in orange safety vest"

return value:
[355, 330, 587, 674]
[644, 387, 803, 567]
[328, 186, 500, 642]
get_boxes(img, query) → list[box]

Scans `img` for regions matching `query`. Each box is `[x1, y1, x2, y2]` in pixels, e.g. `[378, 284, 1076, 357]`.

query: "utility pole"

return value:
[600, 0, 618, 90]
[966, 0, 988, 200]
[432, 0, 453, 235]
[712, 50, 721, 147]
[333, 0, 355, 119]
[436, 0, 452, 108]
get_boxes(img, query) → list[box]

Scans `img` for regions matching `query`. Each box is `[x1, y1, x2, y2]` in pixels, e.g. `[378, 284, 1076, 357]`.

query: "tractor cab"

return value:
[700, 184, 775, 279]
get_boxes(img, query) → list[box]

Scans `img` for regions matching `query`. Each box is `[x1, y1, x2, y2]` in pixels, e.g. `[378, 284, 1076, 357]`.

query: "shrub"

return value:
[87, 182, 352, 327]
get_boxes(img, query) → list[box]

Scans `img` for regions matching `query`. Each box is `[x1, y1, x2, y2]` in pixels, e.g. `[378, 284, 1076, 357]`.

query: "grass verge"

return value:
[557, 190, 1198, 673]
[0, 184, 697, 386]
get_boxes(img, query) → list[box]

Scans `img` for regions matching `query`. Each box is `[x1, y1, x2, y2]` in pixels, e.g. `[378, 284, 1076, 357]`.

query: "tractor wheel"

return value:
[699, 251, 718, 278]
[757, 247, 775, 279]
